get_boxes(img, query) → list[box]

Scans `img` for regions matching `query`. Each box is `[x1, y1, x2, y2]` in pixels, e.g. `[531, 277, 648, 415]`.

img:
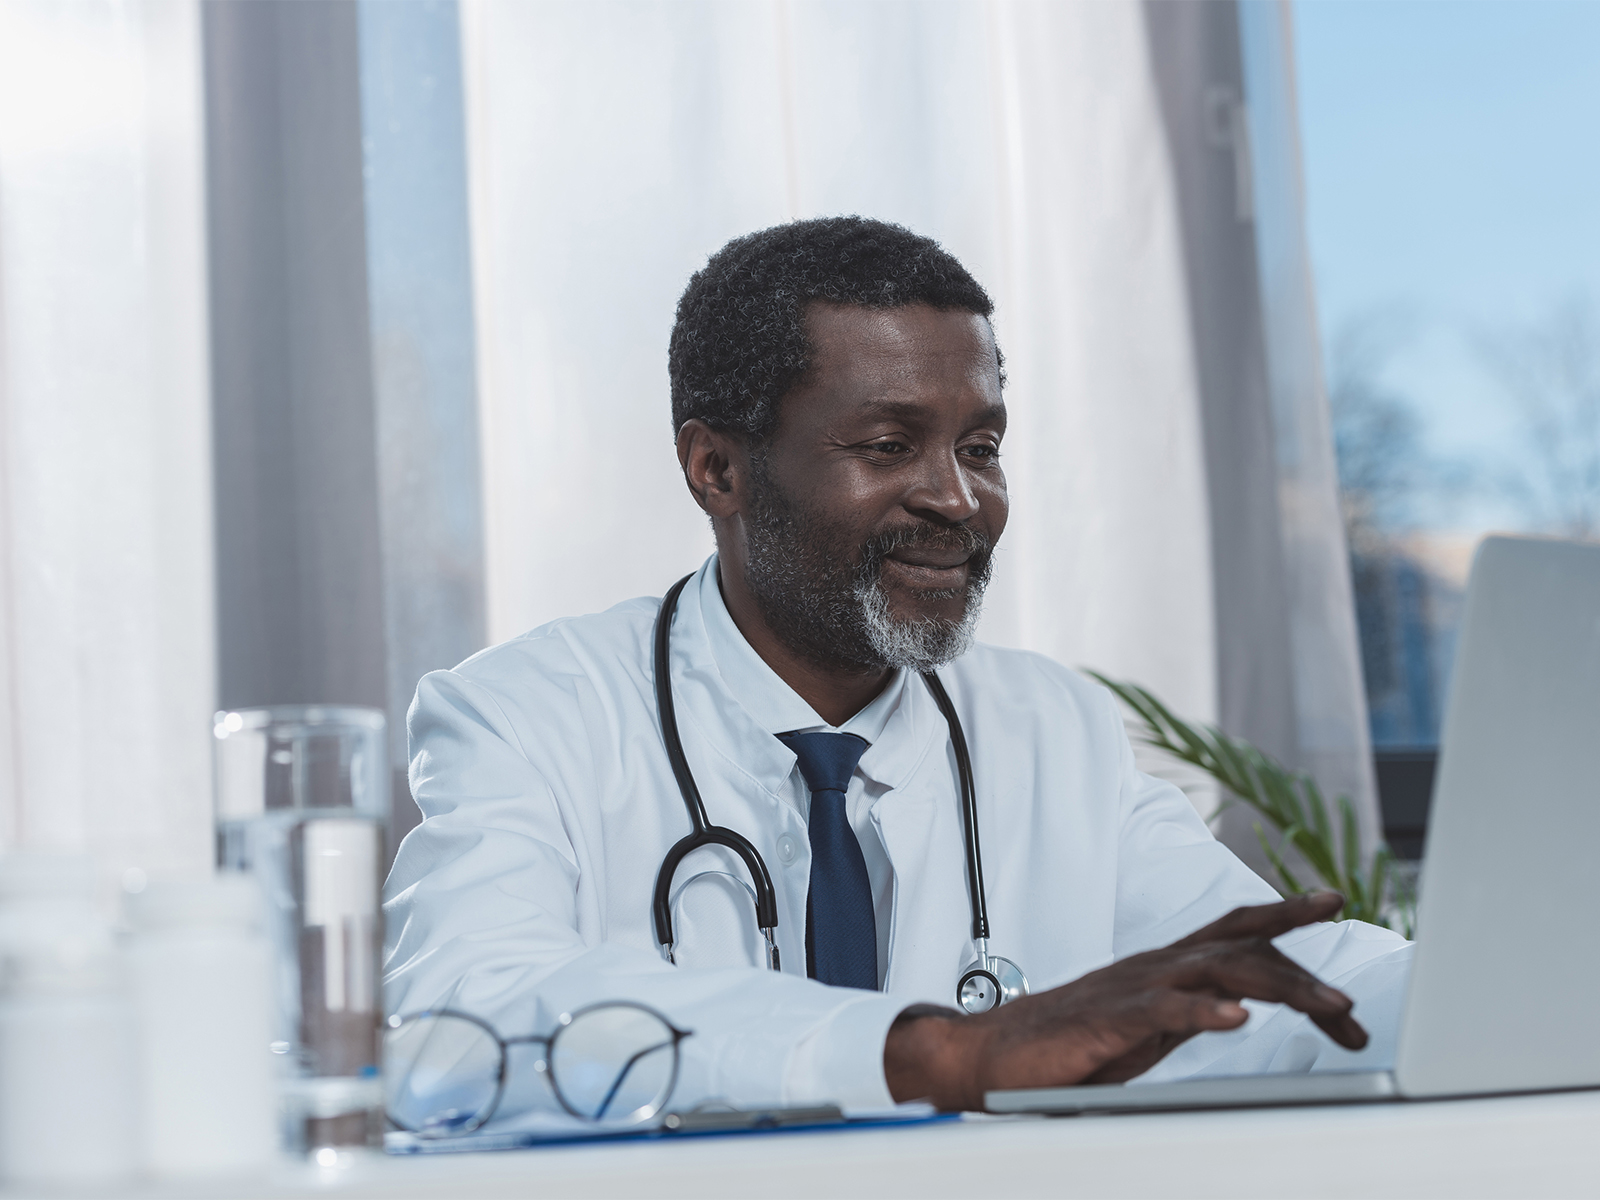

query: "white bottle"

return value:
[127, 874, 279, 1176]
[0, 852, 139, 1186]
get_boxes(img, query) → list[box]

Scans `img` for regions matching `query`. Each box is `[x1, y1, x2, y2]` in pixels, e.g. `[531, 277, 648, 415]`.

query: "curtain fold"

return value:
[462, 0, 1216, 717]
[1238, 0, 1379, 851]
[1145, 0, 1379, 870]
[462, 0, 1377, 864]
[0, 0, 214, 873]
[0, 0, 1376, 878]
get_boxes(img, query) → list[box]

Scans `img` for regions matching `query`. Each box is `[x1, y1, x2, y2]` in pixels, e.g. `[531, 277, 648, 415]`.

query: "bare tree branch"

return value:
[1474, 296, 1600, 540]
[1329, 313, 1430, 547]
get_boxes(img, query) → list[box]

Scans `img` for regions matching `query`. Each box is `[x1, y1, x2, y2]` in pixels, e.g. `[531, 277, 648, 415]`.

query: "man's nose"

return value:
[904, 449, 981, 525]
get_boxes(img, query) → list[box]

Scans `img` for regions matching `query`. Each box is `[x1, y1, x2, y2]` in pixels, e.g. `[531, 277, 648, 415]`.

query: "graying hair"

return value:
[854, 572, 986, 672]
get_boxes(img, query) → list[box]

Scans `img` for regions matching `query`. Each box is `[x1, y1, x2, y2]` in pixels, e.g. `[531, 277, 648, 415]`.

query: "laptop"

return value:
[988, 535, 1600, 1115]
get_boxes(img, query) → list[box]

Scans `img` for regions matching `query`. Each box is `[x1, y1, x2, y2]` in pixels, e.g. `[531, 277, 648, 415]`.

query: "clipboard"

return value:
[384, 1103, 950, 1155]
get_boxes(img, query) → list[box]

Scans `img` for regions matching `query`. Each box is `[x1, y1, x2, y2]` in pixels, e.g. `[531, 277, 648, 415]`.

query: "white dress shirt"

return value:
[699, 565, 904, 986]
[383, 556, 1411, 1116]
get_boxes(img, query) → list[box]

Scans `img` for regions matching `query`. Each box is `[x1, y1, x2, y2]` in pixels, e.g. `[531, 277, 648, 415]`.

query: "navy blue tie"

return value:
[777, 731, 876, 990]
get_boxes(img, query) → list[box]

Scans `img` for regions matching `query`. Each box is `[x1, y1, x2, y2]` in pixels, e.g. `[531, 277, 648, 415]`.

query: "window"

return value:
[1297, 0, 1600, 851]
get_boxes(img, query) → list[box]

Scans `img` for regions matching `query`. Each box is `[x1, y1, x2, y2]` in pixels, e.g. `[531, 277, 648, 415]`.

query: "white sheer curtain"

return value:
[461, 0, 1219, 727]
[461, 0, 1380, 849]
[1240, 0, 1379, 849]
[0, 0, 1376, 876]
[0, 0, 214, 875]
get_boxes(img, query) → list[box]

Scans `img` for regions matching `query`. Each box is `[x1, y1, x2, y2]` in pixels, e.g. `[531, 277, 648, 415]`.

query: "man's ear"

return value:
[676, 419, 746, 518]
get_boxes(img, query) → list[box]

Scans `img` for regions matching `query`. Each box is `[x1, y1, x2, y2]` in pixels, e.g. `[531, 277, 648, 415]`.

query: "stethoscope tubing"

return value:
[918, 670, 990, 943]
[648, 570, 997, 985]
[652, 575, 781, 954]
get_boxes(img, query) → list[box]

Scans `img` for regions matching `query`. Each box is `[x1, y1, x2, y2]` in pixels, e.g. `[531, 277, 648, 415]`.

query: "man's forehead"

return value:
[771, 304, 1005, 439]
[804, 298, 993, 337]
[803, 301, 999, 373]
[851, 395, 1007, 429]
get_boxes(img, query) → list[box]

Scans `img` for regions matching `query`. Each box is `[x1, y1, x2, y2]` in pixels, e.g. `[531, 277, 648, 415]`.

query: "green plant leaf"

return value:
[1286, 824, 1337, 884]
[1255, 822, 1306, 895]
[1093, 671, 1397, 928]
[1211, 737, 1256, 799]
[1339, 795, 1361, 884]
[1370, 845, 1390, 919]
[1302, 773, 1334, 848]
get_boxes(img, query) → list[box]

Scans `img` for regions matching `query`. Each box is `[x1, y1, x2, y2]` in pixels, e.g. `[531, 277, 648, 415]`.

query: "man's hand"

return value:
[884, 892, 1366, 1111]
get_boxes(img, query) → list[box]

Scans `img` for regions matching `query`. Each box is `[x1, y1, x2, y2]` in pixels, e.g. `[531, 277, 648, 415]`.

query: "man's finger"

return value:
[1174, 892, 1344, 948]
[1171, 939, 1349, 1012]
[1306, 1005, 1369, 1052]
[1080, 994, 1250, 1084]
[1166, 942, 1369, 1051]
[1102, 987, 1252, 1044]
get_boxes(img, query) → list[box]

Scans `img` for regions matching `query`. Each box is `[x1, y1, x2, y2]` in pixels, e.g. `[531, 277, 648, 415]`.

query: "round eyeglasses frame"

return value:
[384, 1000, 693, 1135]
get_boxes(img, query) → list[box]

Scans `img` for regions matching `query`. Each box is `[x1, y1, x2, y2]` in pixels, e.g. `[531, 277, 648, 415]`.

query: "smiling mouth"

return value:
[863, 521, 992, 598]
[882, 554, 972, 588]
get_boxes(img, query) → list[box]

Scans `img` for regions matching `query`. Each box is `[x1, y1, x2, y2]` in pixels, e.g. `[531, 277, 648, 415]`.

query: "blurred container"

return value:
[0, 852, 138, 1186]
[128, 874, 278, 1175]
[213, 706, 387, 1153]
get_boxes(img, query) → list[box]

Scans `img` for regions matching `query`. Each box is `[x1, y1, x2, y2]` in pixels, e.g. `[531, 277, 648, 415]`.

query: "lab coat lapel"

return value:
[658, 564, 974, 997]
[868, 676, 974, 1004]
[661, 561, 810, 970]
[668, 561, 799, 804]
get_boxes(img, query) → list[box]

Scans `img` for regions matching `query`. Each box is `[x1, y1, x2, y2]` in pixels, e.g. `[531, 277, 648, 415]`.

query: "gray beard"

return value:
[741, 458, 992, 675]
[854, 562, 984, 673]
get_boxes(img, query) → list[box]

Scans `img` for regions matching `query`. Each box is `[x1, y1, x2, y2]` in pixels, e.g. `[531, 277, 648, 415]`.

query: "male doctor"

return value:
[384, 217, 1410, 1114]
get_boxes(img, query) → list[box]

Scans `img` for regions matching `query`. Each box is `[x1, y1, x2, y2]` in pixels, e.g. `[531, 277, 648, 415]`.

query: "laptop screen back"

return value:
[1396, 535, 1600, 1097]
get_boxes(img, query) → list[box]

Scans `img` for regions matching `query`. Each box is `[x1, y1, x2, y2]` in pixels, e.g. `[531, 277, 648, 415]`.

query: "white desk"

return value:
[32, 1090, 1600, 1199]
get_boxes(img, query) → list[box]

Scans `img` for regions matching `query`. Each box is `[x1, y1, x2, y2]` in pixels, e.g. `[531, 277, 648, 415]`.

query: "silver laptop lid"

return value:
[1396, 535, 1600, 1098]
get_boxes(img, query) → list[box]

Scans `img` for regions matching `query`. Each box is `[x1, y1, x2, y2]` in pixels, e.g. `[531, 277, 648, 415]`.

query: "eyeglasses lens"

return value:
[384, 1013, 502, 1135]
[549, 1005, 678, 1125]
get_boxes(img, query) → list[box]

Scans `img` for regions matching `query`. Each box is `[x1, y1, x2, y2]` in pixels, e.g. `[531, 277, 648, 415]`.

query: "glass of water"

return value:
[213, 705, 388, 1153]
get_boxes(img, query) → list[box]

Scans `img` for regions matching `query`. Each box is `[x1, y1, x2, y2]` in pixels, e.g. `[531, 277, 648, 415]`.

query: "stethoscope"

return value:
[649, 573, 1029, 1015]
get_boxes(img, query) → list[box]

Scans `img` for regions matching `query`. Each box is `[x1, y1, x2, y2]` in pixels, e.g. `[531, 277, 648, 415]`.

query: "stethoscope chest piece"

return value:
[652, 572, 1028, 1007]
[956, 951, 1029, 1015]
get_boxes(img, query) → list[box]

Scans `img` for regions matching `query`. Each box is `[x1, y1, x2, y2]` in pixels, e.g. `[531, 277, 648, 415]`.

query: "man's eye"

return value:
[962, 444, 1000, 461]
[867, 440, 908, 455]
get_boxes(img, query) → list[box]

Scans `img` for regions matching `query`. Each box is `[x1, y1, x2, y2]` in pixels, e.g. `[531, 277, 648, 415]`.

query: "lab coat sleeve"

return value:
[1097, 686, 1413, 1079]
[383, 668, 905, 1116]
[1106, 688, 1283, 958]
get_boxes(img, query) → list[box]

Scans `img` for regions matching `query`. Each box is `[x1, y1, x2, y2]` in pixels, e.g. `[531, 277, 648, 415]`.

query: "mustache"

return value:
[857, 521, 992, 581]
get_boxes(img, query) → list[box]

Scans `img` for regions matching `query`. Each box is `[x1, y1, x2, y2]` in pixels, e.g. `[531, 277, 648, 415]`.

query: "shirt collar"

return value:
[696, 558, 909, 749]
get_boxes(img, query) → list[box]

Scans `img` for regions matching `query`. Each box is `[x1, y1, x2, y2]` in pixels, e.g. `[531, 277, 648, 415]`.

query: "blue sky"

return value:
[1294, 0, 1600, 530]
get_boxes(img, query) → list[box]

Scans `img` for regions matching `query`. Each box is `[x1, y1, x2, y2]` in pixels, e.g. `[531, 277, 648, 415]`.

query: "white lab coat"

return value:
[383, 558, 1410, 1112]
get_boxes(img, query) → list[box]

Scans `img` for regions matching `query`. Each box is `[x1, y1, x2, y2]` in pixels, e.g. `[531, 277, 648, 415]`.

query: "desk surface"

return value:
[29, 1089, 1600, 1199]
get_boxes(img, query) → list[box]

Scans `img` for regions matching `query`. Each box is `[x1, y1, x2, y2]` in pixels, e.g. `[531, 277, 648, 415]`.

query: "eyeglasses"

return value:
[383, 1001, 693, 1136]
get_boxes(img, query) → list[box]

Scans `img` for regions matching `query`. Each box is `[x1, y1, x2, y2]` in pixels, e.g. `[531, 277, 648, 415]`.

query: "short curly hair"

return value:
[668, 216, 999, 441]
